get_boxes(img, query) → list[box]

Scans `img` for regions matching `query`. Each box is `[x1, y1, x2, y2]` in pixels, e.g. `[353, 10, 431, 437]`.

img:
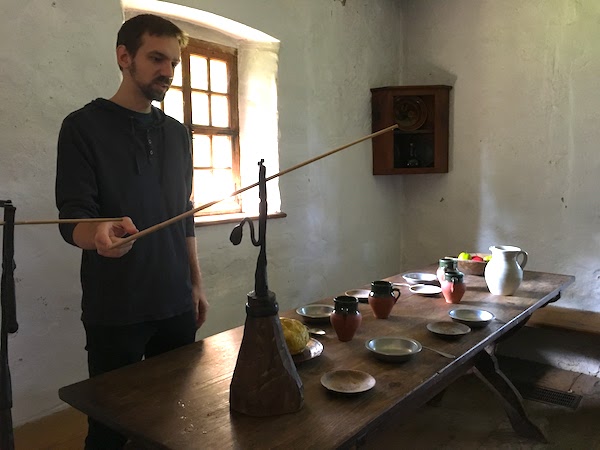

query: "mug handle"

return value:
[517, 251, 528, 269]
[392, 287, 401, 302]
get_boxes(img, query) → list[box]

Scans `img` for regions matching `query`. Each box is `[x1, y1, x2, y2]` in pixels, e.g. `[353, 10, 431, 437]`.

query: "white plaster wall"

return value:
[0, 0, 403, 425]
[400, 0, 600, 313]
[0, 0, 126, 425]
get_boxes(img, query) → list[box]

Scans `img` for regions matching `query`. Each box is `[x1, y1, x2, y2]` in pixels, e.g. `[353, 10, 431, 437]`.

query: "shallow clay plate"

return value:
[426, 321, 471, 337]
[321, 369, 376, 394]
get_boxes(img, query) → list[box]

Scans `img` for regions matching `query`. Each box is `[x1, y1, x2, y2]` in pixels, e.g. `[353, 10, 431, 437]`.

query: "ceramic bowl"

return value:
[450, 253, 490, 276]
[292, 338, 324, 365]
[409, 284, 442, 296]
[295, 304, 334, 322]
[402, 272, 439, 285]
[426, 321, 471, 338]
[448, 308, 495, 328]
[365, 337, 422, 362]
[345, 289, 370, 304]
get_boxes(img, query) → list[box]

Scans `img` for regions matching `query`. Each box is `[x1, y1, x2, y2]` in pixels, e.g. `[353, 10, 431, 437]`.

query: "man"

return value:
[55, 14, 209, 449]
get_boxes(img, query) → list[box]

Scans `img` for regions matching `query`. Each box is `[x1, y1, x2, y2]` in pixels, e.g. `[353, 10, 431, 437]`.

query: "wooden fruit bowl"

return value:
[451, 253, 490, 276]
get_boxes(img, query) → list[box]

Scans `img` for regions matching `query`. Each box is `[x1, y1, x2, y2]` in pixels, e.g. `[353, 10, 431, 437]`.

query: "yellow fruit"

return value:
[483, 255, 492, 262]
[458, 252, 471, 260]
[280, 317, 309, 355]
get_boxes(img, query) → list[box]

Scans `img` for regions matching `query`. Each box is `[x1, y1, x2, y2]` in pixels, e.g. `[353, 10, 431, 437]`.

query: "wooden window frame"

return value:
[160, 38, 241, 216]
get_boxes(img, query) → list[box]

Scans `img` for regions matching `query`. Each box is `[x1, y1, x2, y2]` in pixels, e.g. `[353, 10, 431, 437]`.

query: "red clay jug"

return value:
[437, 257, 458, 284]
[368, 281, 401, 319]
[441, 271, 466, 304]
[330, 295, 362, 342]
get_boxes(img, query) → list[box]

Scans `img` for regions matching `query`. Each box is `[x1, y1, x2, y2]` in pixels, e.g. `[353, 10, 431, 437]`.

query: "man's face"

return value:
[126, 33, 181, 102]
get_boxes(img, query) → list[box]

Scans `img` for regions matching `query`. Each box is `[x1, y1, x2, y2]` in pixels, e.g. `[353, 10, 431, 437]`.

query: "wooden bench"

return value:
[528, 305, 600, 335]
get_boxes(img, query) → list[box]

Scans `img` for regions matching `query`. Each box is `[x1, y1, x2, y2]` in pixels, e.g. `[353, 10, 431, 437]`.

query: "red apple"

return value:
[471, 255, 484, 262]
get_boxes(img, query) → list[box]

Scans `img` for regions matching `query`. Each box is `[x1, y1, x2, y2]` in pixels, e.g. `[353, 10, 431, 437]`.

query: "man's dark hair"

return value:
[117, 14, 188, 57]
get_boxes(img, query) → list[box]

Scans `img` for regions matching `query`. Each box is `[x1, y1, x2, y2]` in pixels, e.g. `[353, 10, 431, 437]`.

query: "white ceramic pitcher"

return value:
[484, 245, 528, 296]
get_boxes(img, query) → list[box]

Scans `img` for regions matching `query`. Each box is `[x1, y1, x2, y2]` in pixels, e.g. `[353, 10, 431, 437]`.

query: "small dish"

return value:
[320, 369, 376, 394]
[394, 96, 428, 131]
[402, 272, 439, 286]
[449, 308, 495, 328]
[345, 289, 370, 303]
[292, 338, 324, 364]
[426, 321, 471, 338]
[365, 337, 422, 362]
[296, 304, 334, 322]
[307, 327, 326, 336]
[409, 284, 442, 296]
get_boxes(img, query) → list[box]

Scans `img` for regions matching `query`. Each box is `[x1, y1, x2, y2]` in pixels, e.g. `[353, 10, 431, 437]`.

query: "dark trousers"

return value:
[83, 310, 197, 450]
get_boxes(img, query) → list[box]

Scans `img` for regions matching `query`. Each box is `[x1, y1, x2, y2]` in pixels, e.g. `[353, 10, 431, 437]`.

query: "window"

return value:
[156, 39, 241, 216]
[127, 0, 282, 220]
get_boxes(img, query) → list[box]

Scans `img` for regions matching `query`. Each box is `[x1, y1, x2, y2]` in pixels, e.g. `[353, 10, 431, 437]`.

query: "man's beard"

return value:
[130, 61, 171, 102]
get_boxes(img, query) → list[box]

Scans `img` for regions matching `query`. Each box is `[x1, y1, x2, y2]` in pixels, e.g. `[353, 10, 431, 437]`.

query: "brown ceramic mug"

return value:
[330, 295, 362, 341]
[368, 281, 401, 319]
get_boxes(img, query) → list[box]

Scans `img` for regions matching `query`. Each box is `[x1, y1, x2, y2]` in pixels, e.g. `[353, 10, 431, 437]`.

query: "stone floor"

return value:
[365, 356, 600, 449]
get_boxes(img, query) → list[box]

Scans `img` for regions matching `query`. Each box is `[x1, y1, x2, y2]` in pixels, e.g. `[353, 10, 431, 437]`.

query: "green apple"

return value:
[458, 252, 471, 260]
[483, 255, 492, 262]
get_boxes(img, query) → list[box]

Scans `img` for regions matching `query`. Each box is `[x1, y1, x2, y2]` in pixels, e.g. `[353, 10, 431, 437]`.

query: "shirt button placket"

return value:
[147, 131, 154, 156]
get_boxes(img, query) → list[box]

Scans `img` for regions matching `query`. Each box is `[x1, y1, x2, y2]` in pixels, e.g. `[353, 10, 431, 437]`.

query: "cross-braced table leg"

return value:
[473, 348, 547, 443]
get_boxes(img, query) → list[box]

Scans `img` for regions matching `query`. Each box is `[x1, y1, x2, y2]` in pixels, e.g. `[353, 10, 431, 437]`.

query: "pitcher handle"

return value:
[517, 251, 528, 269]
[392, 287, 401, 303]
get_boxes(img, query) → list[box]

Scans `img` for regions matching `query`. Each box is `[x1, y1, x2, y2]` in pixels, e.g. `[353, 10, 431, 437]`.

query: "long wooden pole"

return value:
[0, 218, 123, 226]
[109, 124, 397, 249]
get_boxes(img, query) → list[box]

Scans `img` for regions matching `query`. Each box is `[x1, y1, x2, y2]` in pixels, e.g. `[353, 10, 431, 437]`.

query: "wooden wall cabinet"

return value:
[371, 85, 451, 175]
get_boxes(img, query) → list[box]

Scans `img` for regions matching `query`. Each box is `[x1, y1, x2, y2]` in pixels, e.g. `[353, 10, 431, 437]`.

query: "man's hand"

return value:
[193, 283, 209, 328]
[95, 217, 139, 257]
[187, 236, 207, 328]
[73, 217, 139, 257]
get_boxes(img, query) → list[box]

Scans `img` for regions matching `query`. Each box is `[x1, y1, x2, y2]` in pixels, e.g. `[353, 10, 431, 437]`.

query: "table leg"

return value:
[473, 349, 547, 443]
[426, 389, 446, 406]
[541, 292, 561, 307]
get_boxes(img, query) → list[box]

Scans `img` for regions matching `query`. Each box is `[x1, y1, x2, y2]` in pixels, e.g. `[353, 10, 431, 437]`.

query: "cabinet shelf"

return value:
[394, 129, 433, 135]
[371, 85, 451, 175]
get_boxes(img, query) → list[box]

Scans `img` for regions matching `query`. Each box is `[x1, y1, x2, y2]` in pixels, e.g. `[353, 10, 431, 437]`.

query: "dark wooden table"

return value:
[59, 267, 574, 449]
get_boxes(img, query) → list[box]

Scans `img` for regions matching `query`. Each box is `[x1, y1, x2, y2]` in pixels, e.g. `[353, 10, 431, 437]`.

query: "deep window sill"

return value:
[194, 211, 287, 227]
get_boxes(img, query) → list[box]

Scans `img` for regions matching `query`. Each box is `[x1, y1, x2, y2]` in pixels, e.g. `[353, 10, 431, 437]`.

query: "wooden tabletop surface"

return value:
[59, 267, 574, 449]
